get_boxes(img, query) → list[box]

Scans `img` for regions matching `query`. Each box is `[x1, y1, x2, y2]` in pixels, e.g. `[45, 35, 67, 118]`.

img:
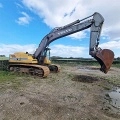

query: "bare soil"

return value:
[0, 64, 120, 120]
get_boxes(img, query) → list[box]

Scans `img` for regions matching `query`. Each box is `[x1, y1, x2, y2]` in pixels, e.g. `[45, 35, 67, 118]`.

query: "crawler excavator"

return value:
[8, 12, 114, 77]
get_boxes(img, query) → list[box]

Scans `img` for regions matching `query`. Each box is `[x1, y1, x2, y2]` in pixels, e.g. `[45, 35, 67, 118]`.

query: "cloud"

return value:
[22, 0, 87, 39]
[21, 0, 120, 41]
[1, 1, 120, 58]
[50, 44, 89, 58]
[50, 41, 120, 58]
[15, 2, 23, 9]
[0, 43, 89, 58]
[99, 40, 120, 58]
[100, 40, 120, 49]
[16, 12, 32, 25]
[0, 44, 36, 57]
[0, 42, 120, 58]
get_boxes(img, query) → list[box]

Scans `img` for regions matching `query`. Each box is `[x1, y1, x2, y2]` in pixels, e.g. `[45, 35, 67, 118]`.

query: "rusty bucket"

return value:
[94, 49, 114, 74]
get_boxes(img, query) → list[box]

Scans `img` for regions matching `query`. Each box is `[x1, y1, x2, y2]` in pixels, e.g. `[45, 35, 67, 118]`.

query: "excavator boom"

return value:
[34, 12, 114, 73]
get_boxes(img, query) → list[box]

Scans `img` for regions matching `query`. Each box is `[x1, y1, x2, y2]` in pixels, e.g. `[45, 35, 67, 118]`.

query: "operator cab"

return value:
[43, 48, 51, 65]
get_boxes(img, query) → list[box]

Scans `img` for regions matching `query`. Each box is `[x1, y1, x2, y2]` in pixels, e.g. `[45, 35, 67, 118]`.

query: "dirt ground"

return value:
[0, 64, 120, 120]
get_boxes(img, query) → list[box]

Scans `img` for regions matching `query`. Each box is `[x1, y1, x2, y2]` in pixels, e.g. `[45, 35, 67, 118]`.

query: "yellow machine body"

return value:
[9, 52, 51, 65]
[43, 57, 51, 65]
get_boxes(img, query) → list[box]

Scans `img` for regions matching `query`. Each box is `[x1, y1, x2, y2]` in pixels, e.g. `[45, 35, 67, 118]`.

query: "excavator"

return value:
[8, 12, 114, 77]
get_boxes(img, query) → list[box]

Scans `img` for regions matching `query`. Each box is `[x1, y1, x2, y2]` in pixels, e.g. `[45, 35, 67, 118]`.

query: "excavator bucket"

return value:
[94, 49, 114, 74]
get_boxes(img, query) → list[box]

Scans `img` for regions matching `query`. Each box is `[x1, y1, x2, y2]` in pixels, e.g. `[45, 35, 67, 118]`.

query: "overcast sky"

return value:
[0, 0, 120, 58]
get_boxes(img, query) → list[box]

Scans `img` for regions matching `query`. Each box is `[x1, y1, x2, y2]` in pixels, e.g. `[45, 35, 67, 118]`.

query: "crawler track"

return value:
[48, 64, 61, 72]
[8, 64, 50, 77]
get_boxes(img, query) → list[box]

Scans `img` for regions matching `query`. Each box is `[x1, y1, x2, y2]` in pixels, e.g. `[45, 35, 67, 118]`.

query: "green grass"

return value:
[112, 64, 120, 68]
[0, 57, 9, 60]
[0, 71, 17, 83]
[0, 71, 21, 90]
[106, 75, 120, 86]
[0, 71, 32, 91]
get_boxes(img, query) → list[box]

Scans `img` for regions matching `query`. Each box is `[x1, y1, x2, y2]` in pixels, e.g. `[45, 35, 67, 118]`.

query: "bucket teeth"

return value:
[94, 49, 114, 73]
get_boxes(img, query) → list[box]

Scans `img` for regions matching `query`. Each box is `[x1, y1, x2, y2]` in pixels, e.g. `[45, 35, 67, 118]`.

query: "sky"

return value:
[0, 0, 120, 58]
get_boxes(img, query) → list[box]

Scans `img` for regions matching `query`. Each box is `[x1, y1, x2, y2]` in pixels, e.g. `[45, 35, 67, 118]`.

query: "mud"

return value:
[72, 75, 103, 83]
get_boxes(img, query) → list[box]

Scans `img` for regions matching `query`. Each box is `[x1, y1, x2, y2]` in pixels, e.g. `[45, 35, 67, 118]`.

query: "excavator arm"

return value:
[34, 12, 114, 73]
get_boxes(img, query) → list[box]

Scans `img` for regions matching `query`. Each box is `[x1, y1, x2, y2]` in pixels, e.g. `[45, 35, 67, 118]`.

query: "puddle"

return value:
[103, 87, 120, 118]
[108, 88, 120, 109]
[106, 87, 120, 109]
